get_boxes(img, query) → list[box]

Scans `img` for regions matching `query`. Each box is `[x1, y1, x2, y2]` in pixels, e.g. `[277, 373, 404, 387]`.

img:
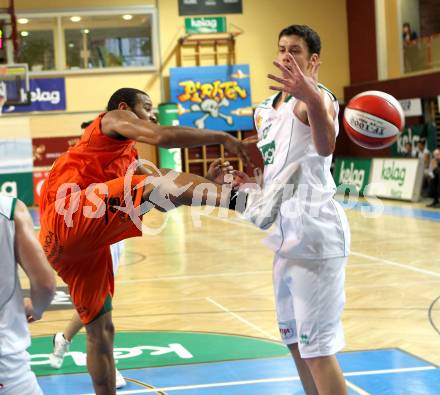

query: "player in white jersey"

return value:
[0, 196, 55, 395]
[237, 25, 350, 395]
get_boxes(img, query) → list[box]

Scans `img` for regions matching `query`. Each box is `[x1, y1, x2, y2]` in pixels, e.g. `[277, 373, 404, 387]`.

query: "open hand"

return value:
[267, 53, 321, 104]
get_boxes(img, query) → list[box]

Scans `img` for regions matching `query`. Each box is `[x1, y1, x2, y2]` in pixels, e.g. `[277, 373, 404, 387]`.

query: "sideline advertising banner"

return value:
[398, 98, 422, 117]
[170, 64, 253, 131]
[365, 158, 423, 201]
[2, 78, 66, 113]
[392, 123, 437, 157]
[33, 136, 80, 167]
[33, 170, 49, 206]
[0, 172, 34, 205]
[333, 158, 372, 195]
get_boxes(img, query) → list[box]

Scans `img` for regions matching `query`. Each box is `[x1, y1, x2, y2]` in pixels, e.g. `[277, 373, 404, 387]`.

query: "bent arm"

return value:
[14, 200, 55, 320]
[102, 110, 232, 148]
[305, 89, 336, 157]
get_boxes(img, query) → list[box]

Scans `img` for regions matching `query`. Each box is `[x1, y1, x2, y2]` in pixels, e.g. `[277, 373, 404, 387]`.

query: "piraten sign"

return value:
[170, 65, 254, 131]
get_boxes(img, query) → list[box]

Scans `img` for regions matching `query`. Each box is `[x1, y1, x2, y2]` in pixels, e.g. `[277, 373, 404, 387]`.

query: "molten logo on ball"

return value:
[343, 90, 405, 150]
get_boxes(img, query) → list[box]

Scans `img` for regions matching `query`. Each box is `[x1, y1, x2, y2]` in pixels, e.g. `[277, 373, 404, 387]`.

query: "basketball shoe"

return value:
[50, 332, 127, 388]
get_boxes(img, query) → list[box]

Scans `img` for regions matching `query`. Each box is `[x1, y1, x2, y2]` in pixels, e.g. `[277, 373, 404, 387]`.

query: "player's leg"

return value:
[141, 169, 233, 210]
[273, 254, 319, 395]
[85, 307, 116, 395]
[49, 311, 79, 368]
[50, 241, 124, 371]
[304, 355, 347, 395]
[290, 256, 348, 395]
[288, 343, 319, 395]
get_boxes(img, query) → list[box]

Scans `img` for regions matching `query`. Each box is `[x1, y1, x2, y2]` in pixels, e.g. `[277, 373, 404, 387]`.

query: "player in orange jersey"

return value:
[39, 87, 249, 395]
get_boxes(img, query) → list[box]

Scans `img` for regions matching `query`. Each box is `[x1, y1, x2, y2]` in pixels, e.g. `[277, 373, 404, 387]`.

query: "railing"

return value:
[403, 33, 440, 73]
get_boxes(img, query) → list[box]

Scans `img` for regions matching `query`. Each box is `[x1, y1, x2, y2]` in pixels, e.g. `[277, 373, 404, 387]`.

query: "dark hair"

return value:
[107, 87, 147, 111]
[278, 25, 321, 55]
[81, 120, 93, 129]
[403, 22, 410, 29]
[419, 138, 426, 145]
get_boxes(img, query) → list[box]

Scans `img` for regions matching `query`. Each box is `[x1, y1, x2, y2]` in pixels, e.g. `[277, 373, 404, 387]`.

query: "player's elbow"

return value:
[317, 145, 334, 157]
[316, 139, 335, 157]
[36, 273, 56, 298]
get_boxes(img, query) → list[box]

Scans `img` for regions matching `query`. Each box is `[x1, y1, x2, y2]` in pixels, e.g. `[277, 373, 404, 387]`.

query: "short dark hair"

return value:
[81, 120, 93, 129]
[278, 25, 321, 55]
[419, 138, 426, 145]
[107, 87, 147, 111]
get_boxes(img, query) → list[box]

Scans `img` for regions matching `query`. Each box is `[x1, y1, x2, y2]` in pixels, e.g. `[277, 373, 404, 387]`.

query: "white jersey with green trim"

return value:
[254, 89, 350, 259]
[0, 194, 30, 357]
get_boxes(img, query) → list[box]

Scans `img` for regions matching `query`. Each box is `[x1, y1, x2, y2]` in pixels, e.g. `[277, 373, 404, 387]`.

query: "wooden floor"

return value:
[27, 200, 440, 366]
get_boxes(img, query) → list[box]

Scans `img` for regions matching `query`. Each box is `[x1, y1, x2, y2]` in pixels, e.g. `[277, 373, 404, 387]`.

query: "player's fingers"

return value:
[267, 74, 288, 84]
[269, 85, 286, 92]
[273, 60, 292, 75]
[210, 158, 223, 167]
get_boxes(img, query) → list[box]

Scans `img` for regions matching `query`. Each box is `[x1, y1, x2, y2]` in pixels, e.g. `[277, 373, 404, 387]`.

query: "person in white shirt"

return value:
[235, 24, 350, 395]
[0, 196, 55, 394]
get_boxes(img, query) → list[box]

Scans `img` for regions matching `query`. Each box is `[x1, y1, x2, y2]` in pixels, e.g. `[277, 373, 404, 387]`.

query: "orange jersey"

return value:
[38, 112, 146, 324]
[40, 113, 138, 210]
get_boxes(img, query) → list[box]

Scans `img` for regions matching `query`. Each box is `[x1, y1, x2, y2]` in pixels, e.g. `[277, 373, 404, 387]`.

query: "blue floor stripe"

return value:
[38, 349, 440, 395]
[336, 199, 440, 222]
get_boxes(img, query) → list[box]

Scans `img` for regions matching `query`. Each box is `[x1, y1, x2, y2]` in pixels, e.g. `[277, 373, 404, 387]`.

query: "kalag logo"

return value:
[21, 87, 61, 104]
[191, 19, 218, 29]
[339, 161, 365, 191]
[381, 161, 406, 186]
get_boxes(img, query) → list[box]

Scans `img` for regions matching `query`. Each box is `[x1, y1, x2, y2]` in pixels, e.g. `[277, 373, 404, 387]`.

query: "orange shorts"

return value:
[39, 176, 146, 324]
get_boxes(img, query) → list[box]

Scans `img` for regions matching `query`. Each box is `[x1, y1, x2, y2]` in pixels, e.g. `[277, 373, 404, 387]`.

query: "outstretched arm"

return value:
[14, 200, 55, 322]
[102, 110, 250, 164]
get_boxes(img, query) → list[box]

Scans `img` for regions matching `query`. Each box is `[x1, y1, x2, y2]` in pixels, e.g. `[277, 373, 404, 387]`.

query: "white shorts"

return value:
[273, 254, 347, 358]
[0, 350, 43, 395]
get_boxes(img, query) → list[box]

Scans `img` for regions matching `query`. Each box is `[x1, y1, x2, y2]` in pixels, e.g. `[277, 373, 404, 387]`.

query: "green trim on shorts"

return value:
[90, 293, 113, 323]
[10, 197, 17, 220]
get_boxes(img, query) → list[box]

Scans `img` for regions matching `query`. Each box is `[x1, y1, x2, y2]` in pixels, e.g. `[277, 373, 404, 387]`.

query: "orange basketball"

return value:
[343, 90, 405, 150]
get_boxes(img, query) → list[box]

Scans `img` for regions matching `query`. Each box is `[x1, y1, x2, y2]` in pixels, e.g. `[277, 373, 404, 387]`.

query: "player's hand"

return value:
[24, 297, 41, 323]
[267, 53, 321, 104]
[223, 135, 252, 166]
[231, 170, 252, 189]
[206, 159, 234, 185]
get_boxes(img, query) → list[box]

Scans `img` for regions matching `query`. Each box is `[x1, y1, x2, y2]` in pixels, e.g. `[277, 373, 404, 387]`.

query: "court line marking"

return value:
[206, 297, 278, 340]
[346, 380, 370, 395]
[206, 213, 440, 278]
[116, 270, 272, 284]
[79, 366, 436, 394]
[351, 251, 440, 278]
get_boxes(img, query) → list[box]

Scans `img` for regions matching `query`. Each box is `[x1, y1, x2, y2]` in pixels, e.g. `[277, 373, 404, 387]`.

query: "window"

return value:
[0, 8, 157, 73]
[63, 14, 153, 70]
[16, 17, 56, 71]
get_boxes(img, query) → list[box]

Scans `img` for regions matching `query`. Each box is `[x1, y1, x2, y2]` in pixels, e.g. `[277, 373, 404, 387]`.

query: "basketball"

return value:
[343, 90, 405, 150]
